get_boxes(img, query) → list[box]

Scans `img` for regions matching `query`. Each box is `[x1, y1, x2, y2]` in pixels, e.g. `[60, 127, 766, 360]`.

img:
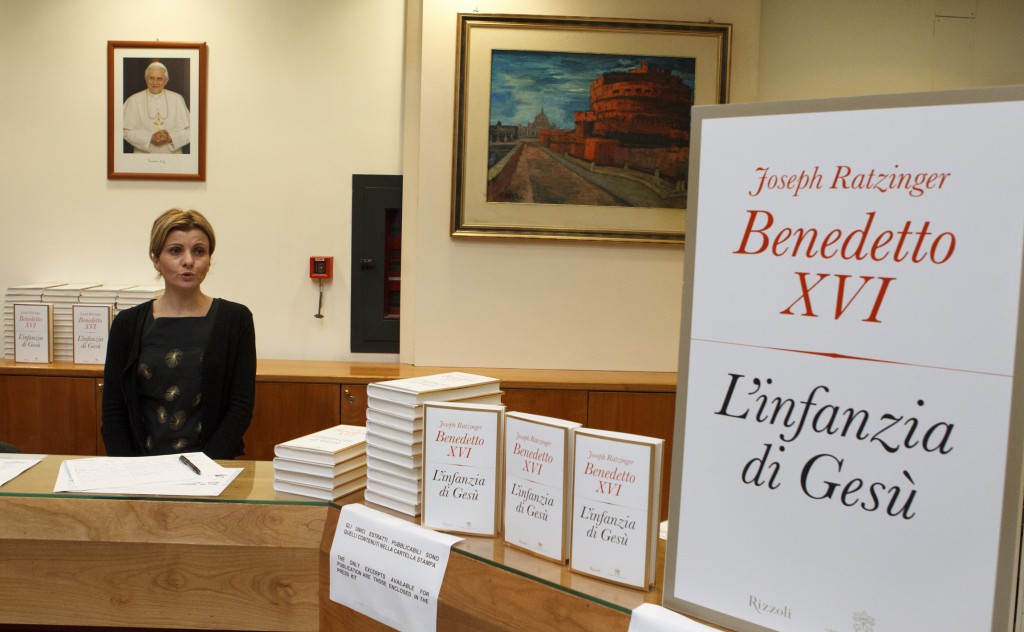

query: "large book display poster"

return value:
[664, 87, 1024, 632]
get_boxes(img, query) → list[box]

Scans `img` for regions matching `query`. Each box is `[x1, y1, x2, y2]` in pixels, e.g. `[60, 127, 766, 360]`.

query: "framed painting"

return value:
[450, 14, 731, 244]
[107, 41, 207, 181]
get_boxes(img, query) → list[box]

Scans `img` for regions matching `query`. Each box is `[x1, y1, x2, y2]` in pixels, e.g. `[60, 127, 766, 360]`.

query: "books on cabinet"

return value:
[13, 303, 53, 363]
[503, 411, 581, 563]
[273, 476, 368, 501]
[3, 283, 153, 360]
[421, 401, 504, 536]
[363, 372, 502, 517]
[72, 304, 111, 365]
[366, 372, 500, 406]
[569, 427, 663, 590]
[272, 424, 368, 500]
[274, 424, 367, 465]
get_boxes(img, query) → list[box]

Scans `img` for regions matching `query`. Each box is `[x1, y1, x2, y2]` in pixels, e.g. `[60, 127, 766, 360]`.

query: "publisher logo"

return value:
[749, 595, 792, 620]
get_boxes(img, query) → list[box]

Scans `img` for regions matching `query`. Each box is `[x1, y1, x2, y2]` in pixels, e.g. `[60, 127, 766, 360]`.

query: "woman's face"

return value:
[153, 228, 211, 292]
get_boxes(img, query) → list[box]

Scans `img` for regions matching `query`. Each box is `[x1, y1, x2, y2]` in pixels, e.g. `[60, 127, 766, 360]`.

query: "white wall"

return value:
[404, 0, 1024, 372]
[403, 0, 762, 371]
[3, 0, 1022, 372]
[0, 0, 406, 361]
[758, 0, 1024, 100]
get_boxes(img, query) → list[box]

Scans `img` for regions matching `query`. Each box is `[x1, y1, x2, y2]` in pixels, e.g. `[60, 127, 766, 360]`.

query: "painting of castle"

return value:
[487, 50, 695, 209]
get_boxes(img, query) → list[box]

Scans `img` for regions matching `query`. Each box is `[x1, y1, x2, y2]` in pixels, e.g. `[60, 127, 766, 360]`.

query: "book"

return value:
[273, 465, 366, 490]
[115, 284, 164, 313]
[421, 401, 505, 537]
[273, 454, 367, 478]
[367, 429, 423, 456]
[366, 406, 424, 434]
[14, 303, 53, 363]
[72, 304, 111, 365]
[364, 486, 421, 516]
[366, 455, 421, 482]
[366, 475, 421, 505]
[366, 372, 500, 406]
[569, 428, 663, 590]
[274, 424, 367, 465]
[503, 411, 581, 564]
[367, 390, 504, 421]
[273, 475, 367, 500]
[367, 468, 420, 494]
[365, 442, 422, 468]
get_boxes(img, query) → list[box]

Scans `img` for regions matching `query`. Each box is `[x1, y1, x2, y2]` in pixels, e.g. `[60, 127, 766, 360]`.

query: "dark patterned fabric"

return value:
[137, 300, 218, 454]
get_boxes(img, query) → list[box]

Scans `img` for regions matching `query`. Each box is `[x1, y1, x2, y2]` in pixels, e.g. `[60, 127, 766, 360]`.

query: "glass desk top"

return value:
[0, 455, 664, 615]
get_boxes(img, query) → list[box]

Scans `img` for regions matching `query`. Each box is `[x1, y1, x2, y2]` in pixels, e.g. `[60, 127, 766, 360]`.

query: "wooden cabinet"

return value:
[501, 388, 588, 423]
[246, 382, 341, 461]
[341, 384, 368, 425]
[0, 375, 101, 455]
[0, 362, 677, 464]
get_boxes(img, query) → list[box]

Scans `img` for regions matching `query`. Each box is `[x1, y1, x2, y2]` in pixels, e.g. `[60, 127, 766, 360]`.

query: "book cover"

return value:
[14, 303, 53, 363]
[273, 465, 366, 490]
[274, 424, 367, 465]
[72, 304, 111, 365]
[273, 475, 367, 500]
[569, 427, 663, 590]
[421, 401, 504, 536]
[366, 372, 500, 406]
[273, 454, 367, 478]
[503, 411, 581, 564]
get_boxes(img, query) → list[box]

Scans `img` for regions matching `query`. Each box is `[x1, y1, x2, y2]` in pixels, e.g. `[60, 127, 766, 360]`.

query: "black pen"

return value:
[180, 454, 202, 475]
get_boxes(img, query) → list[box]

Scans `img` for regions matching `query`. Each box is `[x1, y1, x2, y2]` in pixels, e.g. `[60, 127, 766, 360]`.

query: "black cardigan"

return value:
[101, 299, 257, 459]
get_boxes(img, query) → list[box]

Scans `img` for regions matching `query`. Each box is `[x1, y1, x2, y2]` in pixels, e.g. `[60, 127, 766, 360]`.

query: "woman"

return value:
[101, 209, 256, 459]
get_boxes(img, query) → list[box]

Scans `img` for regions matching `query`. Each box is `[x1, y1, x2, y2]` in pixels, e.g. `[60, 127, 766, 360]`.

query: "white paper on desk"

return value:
[330, 504, 462, 632]
[629, 603, 722, 632]
[53, 452, 242, 496]
[0, 454, 45, 486]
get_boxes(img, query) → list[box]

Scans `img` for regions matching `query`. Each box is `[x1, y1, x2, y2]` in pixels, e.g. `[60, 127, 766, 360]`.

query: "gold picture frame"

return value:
[451, 14, 731, 244]
[107, 40, 207, 181]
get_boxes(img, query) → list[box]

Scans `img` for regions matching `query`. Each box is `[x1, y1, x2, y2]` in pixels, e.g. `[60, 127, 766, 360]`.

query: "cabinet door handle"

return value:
[344, 389, 355, 404]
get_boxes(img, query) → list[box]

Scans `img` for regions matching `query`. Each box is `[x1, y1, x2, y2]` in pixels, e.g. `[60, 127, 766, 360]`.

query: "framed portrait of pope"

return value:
[107, 41, 207, 181]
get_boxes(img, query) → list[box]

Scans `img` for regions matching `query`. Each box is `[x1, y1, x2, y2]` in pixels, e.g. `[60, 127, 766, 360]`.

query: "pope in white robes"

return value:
[123, 61, 190, 154]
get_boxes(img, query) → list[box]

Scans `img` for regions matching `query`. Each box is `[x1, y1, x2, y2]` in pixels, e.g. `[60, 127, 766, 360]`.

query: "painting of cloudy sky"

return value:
[489, 50, 696, 128]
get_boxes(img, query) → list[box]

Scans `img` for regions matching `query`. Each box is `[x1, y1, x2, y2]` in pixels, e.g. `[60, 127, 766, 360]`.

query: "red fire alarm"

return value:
[309, 256, 333, 279]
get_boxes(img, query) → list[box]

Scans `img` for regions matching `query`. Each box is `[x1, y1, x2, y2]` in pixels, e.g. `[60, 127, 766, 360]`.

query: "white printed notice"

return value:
[665, 90, 1024, 632]
[422, 402, 503, 536]
[330, 504, 461, 632]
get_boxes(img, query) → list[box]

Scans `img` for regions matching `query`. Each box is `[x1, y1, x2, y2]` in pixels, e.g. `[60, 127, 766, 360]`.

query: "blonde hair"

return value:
[149, 208, 216, 259]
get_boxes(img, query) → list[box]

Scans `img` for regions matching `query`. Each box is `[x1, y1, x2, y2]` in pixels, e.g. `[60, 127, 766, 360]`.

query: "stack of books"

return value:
[42, 283, 101, 362]
[3, 283, 63, 360]
[116, 284, 164, 315]
[80, 284, 134, 313]
[272, 424, 368, 500]
[363, 372, 502, 516]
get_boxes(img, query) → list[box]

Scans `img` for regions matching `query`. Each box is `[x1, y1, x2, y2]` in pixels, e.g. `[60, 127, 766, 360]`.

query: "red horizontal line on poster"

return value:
[691, 337, 1013, 378]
